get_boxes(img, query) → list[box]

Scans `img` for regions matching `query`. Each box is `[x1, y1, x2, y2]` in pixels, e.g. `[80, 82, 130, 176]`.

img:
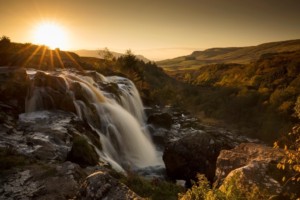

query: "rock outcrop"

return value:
[216, 143, 300, 199]
[0, 67, 156, 199]
[163, 129, 252, 184]
[0, 67, 29, 114]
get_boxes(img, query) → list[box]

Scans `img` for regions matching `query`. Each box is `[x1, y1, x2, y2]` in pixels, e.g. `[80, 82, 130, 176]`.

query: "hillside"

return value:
[172, 50, 300, 142]
[75, 49, 150, 63]
[157, 39, 300, 71]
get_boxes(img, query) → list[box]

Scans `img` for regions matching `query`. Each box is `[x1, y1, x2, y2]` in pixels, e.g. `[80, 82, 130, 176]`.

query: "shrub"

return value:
[66, 135, 99, 167]
[275, 96, 300, 182]
[179, 173, 270, 200]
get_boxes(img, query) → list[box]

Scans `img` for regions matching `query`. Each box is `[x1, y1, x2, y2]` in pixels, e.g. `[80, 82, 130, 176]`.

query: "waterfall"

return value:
[25, 69, 161, 171]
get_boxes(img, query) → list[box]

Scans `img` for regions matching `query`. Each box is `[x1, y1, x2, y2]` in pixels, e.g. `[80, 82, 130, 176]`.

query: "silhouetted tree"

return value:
[99, 47, 115, 69]
[0, 35, 11, 49]
[121, 49, 137, 72]
[100, 47, 114, 61]
[0, 35, 11, 65]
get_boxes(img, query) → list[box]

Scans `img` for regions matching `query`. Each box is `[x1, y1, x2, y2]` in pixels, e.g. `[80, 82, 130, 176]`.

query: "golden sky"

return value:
[1, 0, 300, 60]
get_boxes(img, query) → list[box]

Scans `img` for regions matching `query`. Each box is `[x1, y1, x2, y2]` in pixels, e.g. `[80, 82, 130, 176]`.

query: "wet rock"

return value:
[216, 143, 300, 199]
[17, 111, 75, 161]
[0, 110, 100, 164]
[148, 112, 173, 129]
[0, 161, 88, 200]
[1, 169, 45, 200]
[76, 171, 143, 200]
[27, 71, 76, 113]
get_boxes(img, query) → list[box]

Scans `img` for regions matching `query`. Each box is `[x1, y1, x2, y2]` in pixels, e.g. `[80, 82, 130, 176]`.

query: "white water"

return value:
[25, 69, 161, 171]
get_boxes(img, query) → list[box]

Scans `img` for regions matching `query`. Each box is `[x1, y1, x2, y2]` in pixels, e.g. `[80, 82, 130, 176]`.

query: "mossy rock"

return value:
[0, 147, 30, 170]
[66, 135, 99, 167]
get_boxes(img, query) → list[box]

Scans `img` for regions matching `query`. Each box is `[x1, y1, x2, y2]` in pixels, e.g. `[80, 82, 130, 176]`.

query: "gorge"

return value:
[1, 39, 300, 199]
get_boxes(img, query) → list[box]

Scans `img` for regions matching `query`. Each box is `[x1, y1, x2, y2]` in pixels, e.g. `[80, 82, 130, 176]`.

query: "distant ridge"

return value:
[74, 49, 150, 62]
[157, 39, 300, 71]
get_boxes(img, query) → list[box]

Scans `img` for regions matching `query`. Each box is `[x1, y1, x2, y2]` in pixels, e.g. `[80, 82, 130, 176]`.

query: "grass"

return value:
[110, 171, 185, 200]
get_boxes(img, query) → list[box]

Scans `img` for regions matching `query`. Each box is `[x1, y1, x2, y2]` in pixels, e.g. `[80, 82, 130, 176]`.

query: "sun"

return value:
[33, 22, 67, 49]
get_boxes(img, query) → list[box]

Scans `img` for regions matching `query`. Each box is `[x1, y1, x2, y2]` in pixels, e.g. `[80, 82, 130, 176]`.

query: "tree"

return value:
[122, 49, 137, 72]
[100, 47, 114, 61]
[0, 35, 11, 49]
[99, 47, 115, 68]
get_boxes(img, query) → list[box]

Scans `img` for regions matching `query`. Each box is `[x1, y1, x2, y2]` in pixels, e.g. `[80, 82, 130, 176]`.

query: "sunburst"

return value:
[33, 22, 67, 50]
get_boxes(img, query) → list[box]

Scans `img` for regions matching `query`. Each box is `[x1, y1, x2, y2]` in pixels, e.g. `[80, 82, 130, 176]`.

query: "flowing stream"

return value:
[25, 69, 162, 172]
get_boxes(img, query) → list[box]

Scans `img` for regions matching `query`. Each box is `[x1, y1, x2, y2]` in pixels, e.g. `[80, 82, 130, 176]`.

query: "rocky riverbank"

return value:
[0, 67, 299, 199]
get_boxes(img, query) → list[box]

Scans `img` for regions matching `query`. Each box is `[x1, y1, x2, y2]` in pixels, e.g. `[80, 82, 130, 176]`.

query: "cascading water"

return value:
[25, 69, 162, 172]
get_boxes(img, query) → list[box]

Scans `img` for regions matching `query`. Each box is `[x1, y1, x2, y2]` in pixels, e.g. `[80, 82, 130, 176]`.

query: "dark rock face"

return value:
[163, 129, 253, 184]
[27, 71, 76, 113]
[216, 143, 300, 199]
[0, 67, 29, 114]
[163, 132, 232, 183]
[147, 112, 173, 129]
[76, 171, 143, 200]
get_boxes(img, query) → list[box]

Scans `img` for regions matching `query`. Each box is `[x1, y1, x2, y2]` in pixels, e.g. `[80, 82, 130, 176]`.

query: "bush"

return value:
[66, 135, 99, 167]
[179, 173, 271, 200]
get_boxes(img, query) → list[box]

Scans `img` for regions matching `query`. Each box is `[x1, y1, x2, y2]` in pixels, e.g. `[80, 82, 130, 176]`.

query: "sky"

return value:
[1, 0, 300, 60]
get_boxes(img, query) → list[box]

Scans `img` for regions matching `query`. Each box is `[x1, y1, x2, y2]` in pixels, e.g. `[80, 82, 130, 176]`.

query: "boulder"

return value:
[216, 143, 300, 199]
[163, 131, 237, 184]
[148, 112, 173, 129]
[76, 171, 143, 200]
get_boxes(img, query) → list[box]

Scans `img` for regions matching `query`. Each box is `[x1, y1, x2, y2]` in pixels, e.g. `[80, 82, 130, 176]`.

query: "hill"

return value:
[157, 39, 300, 71]
[75, 49, 150, 63]
[171, 50, 300, 142]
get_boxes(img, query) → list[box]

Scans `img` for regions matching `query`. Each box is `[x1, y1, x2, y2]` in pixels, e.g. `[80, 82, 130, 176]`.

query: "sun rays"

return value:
[17, 44, 82, 71]
[33, 22, 67, 50]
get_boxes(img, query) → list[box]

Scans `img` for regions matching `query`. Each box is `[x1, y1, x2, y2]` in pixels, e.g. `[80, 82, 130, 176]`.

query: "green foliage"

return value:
[178, 174, 240, 200]
[173, 51, 300, 143]
[114, 172, 184, 200]
[275, 96, 300, 183]
[179, 173, 272, 200]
